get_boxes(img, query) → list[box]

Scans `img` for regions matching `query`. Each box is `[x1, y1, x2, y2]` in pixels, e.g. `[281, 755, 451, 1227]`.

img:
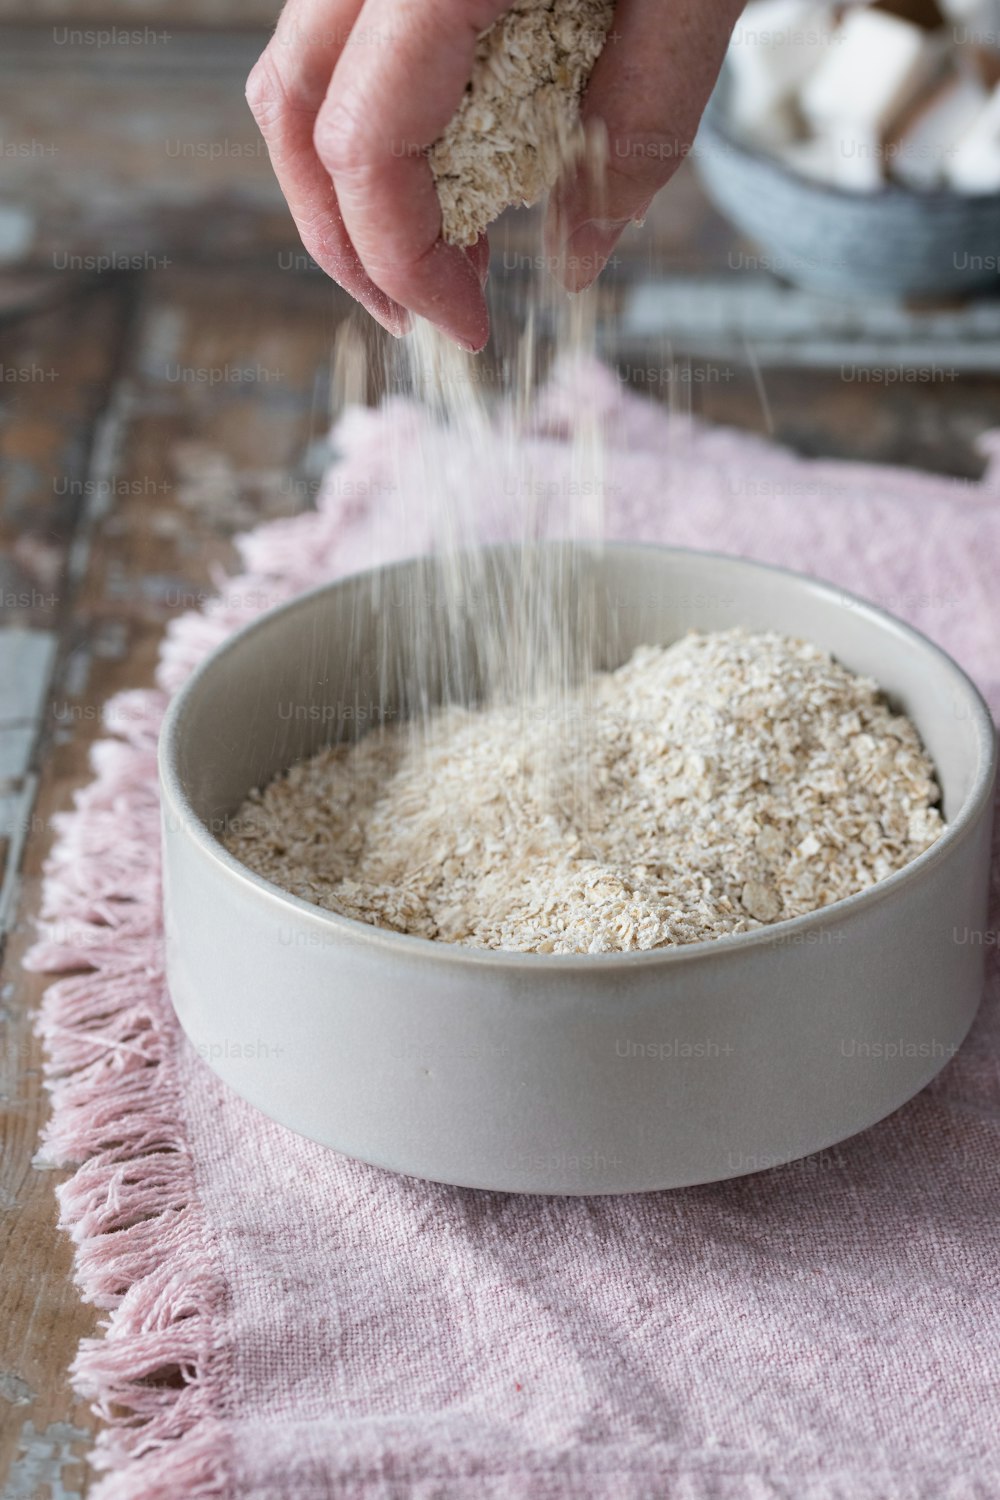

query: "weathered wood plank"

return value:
[601, 351, 999, 478]
[0, 279, 131, 622]
[0, 0, 279, 24]
[1, 276, 131, 943]
[0, 264, 350, 1497]
[0, 27, 288, 271]
[619, 275, 1000, 368]
[0, 632, 56, 932]
[0, 281, 132, 1500]
[0, 631, 58, 729]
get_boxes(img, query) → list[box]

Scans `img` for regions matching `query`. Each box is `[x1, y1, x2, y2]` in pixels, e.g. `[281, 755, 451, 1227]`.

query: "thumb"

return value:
[548, 0, 742, 291]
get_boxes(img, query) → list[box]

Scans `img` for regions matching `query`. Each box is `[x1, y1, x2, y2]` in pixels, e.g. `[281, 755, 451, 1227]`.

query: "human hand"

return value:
[247, 0, 743, 349]
[246, 0, 504, 351]
[548, 0, 746, 291]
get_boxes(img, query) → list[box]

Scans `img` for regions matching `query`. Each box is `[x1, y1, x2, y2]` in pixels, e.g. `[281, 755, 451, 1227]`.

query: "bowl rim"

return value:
[698, 84, 1000, 209]
[158, 542, 997, 974]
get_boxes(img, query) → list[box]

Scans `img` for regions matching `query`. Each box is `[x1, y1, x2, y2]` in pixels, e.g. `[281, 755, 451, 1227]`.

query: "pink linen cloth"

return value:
[28, 362, 1000, 1500]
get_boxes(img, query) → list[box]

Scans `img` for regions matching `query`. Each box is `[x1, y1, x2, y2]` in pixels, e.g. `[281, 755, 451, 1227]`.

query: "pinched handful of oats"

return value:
[429, 0, 615, 245]
[224, 629, 945, 955]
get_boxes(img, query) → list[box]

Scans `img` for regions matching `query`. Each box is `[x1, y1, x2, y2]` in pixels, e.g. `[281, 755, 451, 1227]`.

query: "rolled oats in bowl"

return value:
[224, 627, 945, 955]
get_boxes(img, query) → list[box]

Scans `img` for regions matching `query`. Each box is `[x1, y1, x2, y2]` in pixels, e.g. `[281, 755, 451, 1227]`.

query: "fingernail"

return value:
[560, 218, 628, 291]
[376, 313, 411, 339]
[358, 289, 410, 338]
[444, 297, 489, 353]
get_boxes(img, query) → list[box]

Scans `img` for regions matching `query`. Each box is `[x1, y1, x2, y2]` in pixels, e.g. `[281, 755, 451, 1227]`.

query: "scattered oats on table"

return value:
[224, 628, 946, 955]
[429, 0, 616, 246]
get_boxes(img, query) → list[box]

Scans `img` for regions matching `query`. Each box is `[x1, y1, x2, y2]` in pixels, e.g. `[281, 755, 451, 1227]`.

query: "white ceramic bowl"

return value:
[160, 545, 996, 1193]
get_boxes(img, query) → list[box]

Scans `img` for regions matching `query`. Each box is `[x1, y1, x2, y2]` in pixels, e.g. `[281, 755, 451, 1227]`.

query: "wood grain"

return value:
[0, 27, 288, 271]
[0, 265, 348, 1498]
[1, 280, 130, 1500]
[0, 0, 279, 23]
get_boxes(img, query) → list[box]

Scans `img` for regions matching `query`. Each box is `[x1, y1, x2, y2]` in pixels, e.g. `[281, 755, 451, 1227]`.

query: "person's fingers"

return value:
[314, 0, 509, 351]
[549, 0, 744, 291]
[246, 0, 410, 335]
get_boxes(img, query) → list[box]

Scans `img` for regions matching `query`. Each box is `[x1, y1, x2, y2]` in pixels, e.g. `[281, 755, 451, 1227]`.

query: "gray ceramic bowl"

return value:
[696, 86, 1000, 299]
[160, 545, 996, 1194]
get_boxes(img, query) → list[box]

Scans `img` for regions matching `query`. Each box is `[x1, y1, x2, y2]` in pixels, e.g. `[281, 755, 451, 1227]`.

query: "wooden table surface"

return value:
[2, 19, 999, 1499]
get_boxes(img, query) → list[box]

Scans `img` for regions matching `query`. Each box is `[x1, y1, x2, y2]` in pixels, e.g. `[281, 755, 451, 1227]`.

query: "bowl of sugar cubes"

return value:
[696, 0, 1000, 297]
